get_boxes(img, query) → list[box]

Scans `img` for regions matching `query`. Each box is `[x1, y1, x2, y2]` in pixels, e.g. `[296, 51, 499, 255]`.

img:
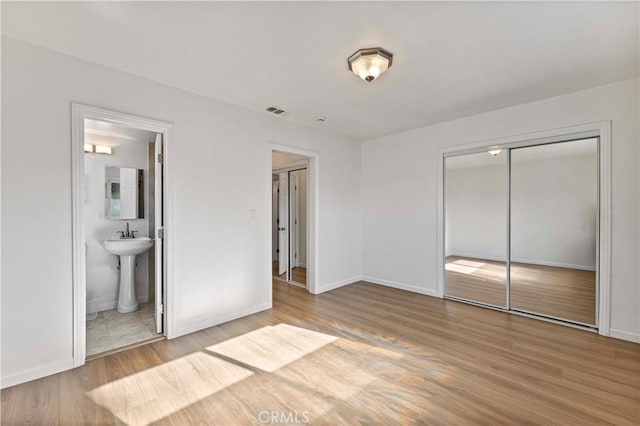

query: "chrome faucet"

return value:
[117, 222, 138, 239]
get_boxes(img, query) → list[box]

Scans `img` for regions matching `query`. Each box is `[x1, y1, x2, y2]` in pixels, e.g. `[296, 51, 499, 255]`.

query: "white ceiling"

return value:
[272, 151, 308, 169]
[85, 119, 156, 146]
[4, 2, 638, 140]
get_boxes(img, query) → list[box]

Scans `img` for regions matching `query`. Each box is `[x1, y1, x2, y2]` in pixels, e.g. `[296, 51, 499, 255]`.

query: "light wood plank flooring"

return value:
[2, 280, 637, 425]
[272, 261, 307, 286]
[446, 256, 596, 325]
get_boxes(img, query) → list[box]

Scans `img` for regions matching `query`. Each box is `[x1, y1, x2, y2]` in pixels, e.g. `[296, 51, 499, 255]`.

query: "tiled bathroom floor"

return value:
[87, 303, 160, 356]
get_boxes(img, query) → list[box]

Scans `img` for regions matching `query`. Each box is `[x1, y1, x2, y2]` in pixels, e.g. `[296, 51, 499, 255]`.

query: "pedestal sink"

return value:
[103, 237, 154, 313]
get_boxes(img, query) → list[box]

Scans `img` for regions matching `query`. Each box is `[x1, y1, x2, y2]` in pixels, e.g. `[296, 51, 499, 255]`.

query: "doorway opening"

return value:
[272, 151, 309, 289]
[72, 104, 172, 366]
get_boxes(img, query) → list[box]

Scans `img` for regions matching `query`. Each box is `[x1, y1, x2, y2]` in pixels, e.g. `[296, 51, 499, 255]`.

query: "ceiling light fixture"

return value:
[347, 47, 393, 83]
[488, 149, 502, 156]
[84, 143, 94, 153]
[94, 145, 113, 155]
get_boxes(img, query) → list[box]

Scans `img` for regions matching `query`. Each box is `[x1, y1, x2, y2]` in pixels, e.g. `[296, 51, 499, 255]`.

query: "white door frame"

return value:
[71, 103, 174, 367]
[436, 121, 611, 336]
[267, 144, 319, 295]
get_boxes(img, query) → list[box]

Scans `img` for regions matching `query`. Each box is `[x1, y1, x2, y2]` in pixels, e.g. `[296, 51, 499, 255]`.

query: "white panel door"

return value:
[278, 172, 289, 277]
[154, 133, 163, 334]
[272, 180, 279, 261]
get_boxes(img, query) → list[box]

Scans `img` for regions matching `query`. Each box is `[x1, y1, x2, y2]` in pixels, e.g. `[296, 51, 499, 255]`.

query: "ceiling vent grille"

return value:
[266, 106, 286, 115]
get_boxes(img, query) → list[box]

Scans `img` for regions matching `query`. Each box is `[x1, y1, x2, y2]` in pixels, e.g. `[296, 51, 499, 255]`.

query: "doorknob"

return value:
[279, 227, 286, 231]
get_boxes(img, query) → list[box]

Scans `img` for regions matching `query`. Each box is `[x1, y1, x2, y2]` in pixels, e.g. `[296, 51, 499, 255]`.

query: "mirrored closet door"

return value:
[510, 139, 598, 326]
[444, 151, 508, 308]
[444, 137, 599, 328]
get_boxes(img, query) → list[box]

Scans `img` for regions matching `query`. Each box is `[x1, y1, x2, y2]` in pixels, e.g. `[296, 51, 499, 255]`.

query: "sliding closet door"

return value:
[510, 138, 598, 326]
[444, 151, 508, 308]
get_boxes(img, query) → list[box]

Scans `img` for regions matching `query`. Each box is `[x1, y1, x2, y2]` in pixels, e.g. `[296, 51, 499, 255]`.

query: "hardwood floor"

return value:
[290, 267, 306, 285]
[272, 261, 307, 286]
[2, 280, 638, 425]
[446, 256, 596, 325]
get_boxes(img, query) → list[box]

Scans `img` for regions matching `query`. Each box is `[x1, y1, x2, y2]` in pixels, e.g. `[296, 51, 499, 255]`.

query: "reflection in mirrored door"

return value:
[444, 151, 508, 307]
[271, 167, 308, 288]
[288, 169, 308, 286]
[510, 138, 598, 326]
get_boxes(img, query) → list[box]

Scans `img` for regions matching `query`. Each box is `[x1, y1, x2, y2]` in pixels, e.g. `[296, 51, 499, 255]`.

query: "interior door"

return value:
[272, 179, 279, 261]
[278, 172, 289, 277]
[154, 133, 163, 334]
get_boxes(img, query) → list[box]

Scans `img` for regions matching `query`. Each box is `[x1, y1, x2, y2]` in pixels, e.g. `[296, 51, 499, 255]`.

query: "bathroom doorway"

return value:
[271, 150, 313, 290]
[72, 104, 172, 365]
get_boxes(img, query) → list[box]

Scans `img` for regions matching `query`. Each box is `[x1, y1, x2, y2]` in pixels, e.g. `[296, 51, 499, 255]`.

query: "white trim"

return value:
[447, 252, 596, 271]
[1, 359, 74, 389]
[437, 121, 611, 335]
[436, 150, 446, 298]
[173, 303, 272, 339]
[268, 144, 319, 295]
[362, 276, 441, 298]
[511, 259, 595, 271]
[72, 104, 173, 370]
[316, 276, 362, 294]
[609, 328, 640, 343]
[597, 122, 611, 336]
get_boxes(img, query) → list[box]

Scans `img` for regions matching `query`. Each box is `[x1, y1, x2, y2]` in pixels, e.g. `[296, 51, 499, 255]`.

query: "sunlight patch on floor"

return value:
[444, 262, 479, 275]
[86, 352, 253, 425]
[453, 259, 486, 268]
[206, 323, 338, 372]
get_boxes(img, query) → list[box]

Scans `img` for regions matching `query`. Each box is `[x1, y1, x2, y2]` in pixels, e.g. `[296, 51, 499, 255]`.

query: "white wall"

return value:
[446, 152, 598, 270]
[512, 153, 597, 270]
[445, 156, 507, 262]
[362, 78, 639, 341]
[1, 37, 362, 386]
[85, 139, 150, 312]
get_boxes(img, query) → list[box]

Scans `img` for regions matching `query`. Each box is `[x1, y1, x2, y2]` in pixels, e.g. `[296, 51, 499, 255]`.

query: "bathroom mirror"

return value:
[105, 166, 144, 219]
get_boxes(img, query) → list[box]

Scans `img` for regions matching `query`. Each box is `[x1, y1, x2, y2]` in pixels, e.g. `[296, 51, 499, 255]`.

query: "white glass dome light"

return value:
[347, 47, 393, 83]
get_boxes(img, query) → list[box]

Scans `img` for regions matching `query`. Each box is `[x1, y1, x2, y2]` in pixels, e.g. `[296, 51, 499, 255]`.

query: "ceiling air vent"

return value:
[266, 106, 286, 115]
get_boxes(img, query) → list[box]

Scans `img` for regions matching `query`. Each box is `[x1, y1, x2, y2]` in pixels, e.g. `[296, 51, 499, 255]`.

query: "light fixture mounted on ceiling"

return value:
[347, 47, 393, 83]
[84, 143, 112, 155]
[488, 149, 502, 157]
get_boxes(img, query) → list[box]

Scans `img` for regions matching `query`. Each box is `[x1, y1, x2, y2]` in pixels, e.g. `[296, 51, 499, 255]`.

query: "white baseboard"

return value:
[315, 276, 362, 294]
[172, 302, 272, 339]
[1, 358, 74, 389]
[361, 276, 441, 298]
[98, 295, 149, 312]
[448, 252, 596, 271]
[609, 328, 640, 343]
